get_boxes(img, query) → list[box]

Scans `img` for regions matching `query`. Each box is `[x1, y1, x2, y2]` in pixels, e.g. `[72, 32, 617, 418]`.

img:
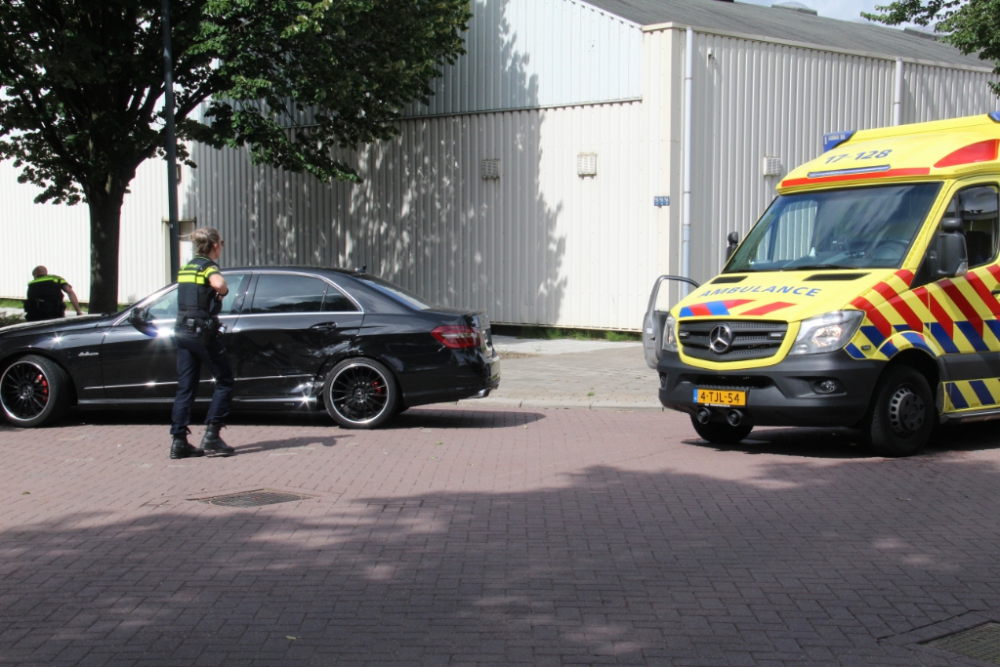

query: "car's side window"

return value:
[219, 273, 248, 314]
[250, 274, 327, 313]
[323, 286, 359, 312]
[146, 289, 179, 321]
[945, 185, 999, 268]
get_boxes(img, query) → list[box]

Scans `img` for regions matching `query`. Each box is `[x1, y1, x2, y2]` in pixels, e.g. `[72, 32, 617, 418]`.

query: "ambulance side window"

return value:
[951, 185, 999, 268]
[914, 185, 999, 287]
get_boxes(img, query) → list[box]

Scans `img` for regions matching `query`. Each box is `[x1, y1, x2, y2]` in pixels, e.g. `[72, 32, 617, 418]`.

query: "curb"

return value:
[457, 397, 665, 412]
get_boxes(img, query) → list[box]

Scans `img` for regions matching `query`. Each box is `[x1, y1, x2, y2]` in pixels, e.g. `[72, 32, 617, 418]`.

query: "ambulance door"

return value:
[921, 183, 1000, 412]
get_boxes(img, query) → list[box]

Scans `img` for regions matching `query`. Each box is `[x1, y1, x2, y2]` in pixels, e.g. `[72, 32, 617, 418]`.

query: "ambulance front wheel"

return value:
[863, 365, 935, 457]
[689, 415, 753, 445]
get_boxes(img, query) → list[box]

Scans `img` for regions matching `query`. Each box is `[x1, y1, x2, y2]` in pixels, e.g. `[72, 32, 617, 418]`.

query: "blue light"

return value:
[823, 130, 856, 153]
[989, 111, 1000, 123]
[823, 130, 855, 152]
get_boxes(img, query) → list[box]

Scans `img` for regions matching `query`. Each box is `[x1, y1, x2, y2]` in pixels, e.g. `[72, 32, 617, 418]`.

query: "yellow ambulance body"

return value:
[653, 113, 1000, 455]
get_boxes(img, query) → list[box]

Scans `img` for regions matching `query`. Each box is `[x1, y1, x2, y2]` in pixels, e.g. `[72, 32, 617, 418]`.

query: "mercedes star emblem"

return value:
[709, 324, 734, 354]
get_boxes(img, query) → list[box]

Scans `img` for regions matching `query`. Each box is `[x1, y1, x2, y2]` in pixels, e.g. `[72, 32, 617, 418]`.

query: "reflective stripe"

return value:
[178, 261, 218, 285]
[28, 275, 66, 286]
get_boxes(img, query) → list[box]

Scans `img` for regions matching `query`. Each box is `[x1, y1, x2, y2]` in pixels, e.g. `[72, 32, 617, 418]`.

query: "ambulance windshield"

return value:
[725, 182, 942, 273]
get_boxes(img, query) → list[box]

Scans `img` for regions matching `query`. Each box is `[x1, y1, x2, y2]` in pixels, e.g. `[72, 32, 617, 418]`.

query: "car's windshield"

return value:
[725, 182, 942, 273]
[355, 275, 434, 310]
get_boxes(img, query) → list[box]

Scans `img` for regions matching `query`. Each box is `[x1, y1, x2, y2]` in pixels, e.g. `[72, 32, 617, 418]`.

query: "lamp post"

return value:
[161, 0, 180, 283]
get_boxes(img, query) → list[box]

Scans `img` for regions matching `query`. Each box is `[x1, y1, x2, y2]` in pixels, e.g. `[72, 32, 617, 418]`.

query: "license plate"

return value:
[693, 388, 746, 406]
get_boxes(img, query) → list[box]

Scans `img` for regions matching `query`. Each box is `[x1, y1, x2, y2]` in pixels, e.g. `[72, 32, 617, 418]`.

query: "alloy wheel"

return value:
[0, 361, 50, 422]
[329, 363, 390, 424]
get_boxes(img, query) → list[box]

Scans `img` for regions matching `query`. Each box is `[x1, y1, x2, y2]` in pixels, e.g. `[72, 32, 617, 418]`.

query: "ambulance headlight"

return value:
[662, 314, 678, 352]
[789, 311, 864, 355]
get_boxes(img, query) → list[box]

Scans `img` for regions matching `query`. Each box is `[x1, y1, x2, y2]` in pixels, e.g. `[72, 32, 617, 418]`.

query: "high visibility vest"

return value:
[177, 256, 221, 318]
[25, 275, 67, 321]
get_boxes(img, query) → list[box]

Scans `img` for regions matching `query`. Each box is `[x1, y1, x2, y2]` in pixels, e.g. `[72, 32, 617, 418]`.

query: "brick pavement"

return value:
[464, 340, 662, 411]
[2, 406, 1000, 666]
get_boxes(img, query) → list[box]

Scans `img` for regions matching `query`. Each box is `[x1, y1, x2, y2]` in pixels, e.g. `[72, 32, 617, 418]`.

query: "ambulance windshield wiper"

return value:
[780, 263, 850, 271]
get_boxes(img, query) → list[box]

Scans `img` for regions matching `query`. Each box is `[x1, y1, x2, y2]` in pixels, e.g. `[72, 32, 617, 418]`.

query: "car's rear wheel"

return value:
[862, 365, 934, 457]
[689, 414, 753, 445]
[323, 358, 399, 429]
[0, 355, 72, 428]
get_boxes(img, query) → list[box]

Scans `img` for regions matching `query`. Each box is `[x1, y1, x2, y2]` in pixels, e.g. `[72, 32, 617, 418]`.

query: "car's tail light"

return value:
[432, 325, 481, 348]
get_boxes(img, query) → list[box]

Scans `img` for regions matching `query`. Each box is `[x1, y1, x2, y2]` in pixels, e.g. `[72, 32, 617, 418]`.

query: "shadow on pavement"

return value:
[386, 408, 546, 430]
[19, 405, 546, 432]
[683, 422, 1000, 459]
[3, 456, 998, 666]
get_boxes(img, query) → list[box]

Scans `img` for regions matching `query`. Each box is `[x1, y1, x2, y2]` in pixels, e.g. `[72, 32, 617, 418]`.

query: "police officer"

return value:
[24, 267, 83, 321]
[169, 228, 236, 459]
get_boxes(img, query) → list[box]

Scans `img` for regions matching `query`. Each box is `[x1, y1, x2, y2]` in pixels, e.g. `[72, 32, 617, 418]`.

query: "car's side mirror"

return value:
[726, 231, 740, 259]
[935, 217, 968, 278]
[127, 307, 152, 329]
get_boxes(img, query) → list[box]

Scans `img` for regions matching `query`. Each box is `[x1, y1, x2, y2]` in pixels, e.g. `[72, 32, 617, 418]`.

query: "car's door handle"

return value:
[310, 322, 338, 331]
[992, 289, 1000, 297]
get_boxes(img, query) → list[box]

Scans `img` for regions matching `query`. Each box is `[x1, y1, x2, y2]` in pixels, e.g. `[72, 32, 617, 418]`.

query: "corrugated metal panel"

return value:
[0, 158, 172, 304]
[404, 0, 643, 117]
[190, 101, 663, 330]
[686, 32, 898, 285]
[902, 63, 996, 125]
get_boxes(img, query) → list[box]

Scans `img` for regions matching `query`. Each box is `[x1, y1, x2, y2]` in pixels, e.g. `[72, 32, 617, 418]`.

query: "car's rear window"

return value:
[355, 275, 433, 310]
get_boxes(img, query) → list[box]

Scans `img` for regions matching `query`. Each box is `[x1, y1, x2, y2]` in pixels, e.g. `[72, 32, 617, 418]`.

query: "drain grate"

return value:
[926, 622, 1000, 665]
[194, 489, 315, 507]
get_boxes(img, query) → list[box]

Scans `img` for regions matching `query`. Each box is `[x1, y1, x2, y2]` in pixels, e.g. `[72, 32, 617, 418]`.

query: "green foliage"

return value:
[492, 325, 642, 342]
[0, 312, 24, 328]
[0, 0, 471, 308]
[864, 1, 1000, 96]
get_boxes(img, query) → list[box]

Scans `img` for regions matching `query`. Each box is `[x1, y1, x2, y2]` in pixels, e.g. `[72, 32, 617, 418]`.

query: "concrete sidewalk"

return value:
[461, 335, 664, 411]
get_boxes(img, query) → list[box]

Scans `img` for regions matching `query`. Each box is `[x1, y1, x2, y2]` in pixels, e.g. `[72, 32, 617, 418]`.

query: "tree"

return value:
[864, 0, 1000, 96]
[0, 0, 471, 312]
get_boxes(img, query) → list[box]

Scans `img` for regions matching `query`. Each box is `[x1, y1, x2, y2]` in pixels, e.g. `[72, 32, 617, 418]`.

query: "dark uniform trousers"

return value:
[169, 330, 235, 435]
[170, 255, 235, 435]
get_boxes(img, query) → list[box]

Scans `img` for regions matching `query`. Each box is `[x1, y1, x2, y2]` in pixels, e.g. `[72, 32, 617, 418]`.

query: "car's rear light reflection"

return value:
[432, 325, 481, 349]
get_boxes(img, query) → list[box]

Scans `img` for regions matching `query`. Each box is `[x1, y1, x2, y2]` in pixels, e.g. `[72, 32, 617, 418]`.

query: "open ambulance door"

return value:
[643, 275, 701, 369]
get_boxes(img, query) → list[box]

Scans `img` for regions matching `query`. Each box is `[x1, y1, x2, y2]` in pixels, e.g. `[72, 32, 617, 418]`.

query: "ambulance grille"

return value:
[678, 320, 787, 361]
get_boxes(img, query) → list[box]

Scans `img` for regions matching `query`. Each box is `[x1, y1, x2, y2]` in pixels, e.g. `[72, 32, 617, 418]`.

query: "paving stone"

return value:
[1, 405, 999, 666]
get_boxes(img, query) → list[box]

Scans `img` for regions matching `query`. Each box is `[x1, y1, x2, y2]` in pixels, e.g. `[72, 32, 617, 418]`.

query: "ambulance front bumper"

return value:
[657, 350, 884, 427]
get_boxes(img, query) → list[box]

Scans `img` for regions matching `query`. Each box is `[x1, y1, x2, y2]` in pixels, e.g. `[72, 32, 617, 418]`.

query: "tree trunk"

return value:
[86, 186, 128, 314]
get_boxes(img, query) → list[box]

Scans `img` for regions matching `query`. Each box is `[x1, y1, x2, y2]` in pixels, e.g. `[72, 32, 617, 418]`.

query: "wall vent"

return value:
[762, 156, 782, 176]
[577, 153, 598, 177]
[481, 159, 500, 180]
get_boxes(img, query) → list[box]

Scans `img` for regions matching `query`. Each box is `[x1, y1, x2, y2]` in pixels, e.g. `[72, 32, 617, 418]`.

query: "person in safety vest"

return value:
[169, 227, 236, 459]
[24, 267, 83, 321]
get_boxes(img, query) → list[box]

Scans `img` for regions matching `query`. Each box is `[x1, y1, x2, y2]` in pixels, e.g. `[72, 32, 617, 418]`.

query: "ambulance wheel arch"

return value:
[861, 351, 941, 457]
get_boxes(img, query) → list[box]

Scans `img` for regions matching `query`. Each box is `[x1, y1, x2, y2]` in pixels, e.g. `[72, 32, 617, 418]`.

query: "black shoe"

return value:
[201, 423, 235, 455]
[170, 431, 205, 459]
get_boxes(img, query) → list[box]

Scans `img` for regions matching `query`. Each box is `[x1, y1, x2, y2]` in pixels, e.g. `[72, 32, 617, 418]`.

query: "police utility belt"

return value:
[175, 315, 222, 339]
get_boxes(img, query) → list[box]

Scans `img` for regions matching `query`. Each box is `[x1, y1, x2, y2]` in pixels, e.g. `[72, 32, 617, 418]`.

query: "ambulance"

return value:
[644, 113, 1000, 456]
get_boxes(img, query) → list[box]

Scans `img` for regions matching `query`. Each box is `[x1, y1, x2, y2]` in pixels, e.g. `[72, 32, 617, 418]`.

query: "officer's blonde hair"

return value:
[189, 228, 222, 256]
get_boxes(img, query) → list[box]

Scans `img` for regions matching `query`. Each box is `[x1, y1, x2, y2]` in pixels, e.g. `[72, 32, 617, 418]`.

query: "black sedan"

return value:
[0, 267, 501, 429]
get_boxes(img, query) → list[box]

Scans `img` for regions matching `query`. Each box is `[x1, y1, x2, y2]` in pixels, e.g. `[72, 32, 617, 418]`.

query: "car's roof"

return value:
[221, 266, 363, 277]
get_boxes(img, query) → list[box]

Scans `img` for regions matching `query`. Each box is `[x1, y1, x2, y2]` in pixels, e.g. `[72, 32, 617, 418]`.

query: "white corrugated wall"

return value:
[675, 25, 997, 286]
[902, 62, 997, 124]
[0, 157, 175, 304]
[191, 98, 664, 330]
[405, 0, 643, 116]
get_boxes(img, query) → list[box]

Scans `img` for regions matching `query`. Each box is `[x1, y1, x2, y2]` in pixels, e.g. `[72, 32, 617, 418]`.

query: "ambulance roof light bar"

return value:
[823, 130, 856, 152]
[990, 111, 1000, 123]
